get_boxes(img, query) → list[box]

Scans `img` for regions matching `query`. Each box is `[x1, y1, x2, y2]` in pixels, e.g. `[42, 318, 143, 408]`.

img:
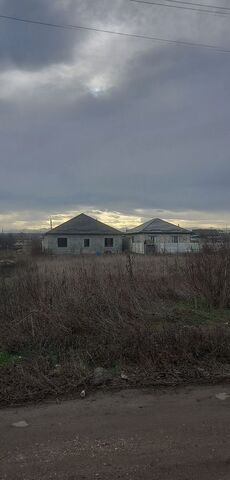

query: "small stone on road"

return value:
[215, 393, 230, 401]
[12, 420, 29, 428]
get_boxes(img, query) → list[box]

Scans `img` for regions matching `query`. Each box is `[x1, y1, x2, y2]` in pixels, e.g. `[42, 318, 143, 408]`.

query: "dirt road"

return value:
[1, 386, 230, 480]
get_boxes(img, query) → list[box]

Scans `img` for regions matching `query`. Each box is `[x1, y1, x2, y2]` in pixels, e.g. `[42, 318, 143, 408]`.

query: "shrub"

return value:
[185, 240, 230, 308]
[0, 253, 230, 405]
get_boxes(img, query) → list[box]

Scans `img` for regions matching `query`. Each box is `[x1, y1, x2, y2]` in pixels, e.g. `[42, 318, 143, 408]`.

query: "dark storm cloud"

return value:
[0, 0, 80, 68]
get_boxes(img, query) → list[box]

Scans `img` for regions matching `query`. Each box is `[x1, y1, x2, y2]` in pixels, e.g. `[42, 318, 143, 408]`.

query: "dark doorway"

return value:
[145, 244, 156, 255]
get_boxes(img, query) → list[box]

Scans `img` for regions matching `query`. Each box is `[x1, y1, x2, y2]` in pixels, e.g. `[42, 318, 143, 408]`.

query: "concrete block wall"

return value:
[42, 234, 122, 255]
[129, 233, 197, 254]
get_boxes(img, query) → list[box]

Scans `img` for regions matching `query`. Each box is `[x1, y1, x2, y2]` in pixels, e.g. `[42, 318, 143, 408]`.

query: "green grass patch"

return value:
[0, 351, 23, 367]
[174, 300, 230, 326]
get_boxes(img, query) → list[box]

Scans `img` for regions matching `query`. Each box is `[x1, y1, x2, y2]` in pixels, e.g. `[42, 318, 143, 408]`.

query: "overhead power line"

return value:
[129, 0, 230, 16]
[164, 0, 230, 11]
[0, 13, 230, 54]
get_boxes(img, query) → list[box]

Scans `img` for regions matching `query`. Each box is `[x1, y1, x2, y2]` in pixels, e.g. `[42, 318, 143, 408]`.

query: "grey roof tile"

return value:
[46, 213, 122, 235]
[128, 218, 190, 234]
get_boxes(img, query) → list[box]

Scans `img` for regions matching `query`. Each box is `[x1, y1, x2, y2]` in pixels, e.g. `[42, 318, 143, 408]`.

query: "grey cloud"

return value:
[1, 0, 229, 71]
[0, 0, 82, 68]
[1, 50, 230, 209]
[0, 1, 230, 226]
[0, 0, 140, 69]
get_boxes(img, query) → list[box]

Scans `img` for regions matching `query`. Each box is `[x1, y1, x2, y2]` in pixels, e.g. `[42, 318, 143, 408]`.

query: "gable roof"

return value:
[46, 213, 122, 236]
[128, 218, 190, 234]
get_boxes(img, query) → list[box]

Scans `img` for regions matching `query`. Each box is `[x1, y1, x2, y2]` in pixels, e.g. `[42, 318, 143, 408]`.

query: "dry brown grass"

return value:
[0, 252, 230, 406]
[185, 243, 230, 308]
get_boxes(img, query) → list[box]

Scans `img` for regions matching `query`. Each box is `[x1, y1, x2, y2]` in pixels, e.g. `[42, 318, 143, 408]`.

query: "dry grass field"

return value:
[0, 248, 230, 406]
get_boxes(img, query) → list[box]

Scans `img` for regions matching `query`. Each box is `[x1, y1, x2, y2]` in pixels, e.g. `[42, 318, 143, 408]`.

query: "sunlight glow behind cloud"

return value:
[1, 209, 230, 232]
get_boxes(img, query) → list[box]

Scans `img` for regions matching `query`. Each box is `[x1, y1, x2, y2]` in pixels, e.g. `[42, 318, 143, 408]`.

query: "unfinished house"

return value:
[42, 213, 122, 255]
[128, 218, 194, 254]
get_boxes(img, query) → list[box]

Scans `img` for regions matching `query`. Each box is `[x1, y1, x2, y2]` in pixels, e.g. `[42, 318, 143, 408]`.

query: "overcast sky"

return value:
[0, 0, 230, 231]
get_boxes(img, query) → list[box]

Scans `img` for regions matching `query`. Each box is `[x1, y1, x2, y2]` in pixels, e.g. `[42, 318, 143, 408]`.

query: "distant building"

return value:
[15, 233, 42, 255]
[191, 228, 225, 247]
[127, 218, 196, 254]
[42, 213, 122, 255]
